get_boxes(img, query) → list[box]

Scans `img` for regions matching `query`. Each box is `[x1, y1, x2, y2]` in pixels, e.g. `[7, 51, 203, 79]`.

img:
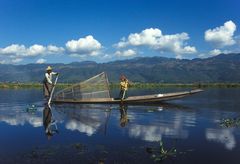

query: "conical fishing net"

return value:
[54, 72, 110, 101]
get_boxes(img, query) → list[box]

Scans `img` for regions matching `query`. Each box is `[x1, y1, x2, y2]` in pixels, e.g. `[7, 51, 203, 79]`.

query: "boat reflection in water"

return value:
[53, 103, 195, 141]
[43, 103, 58, 139]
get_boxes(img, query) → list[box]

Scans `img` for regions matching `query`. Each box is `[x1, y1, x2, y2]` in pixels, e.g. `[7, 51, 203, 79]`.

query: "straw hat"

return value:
[46, 66, 52, 71]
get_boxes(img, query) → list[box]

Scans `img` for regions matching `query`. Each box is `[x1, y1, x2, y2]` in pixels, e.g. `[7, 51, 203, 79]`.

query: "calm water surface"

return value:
[0, 88, 240, 164]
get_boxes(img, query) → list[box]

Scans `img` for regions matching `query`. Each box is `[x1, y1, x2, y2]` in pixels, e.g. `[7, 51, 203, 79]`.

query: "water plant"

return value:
[25, 104, 37, 114]
[220, 117, 240, 128]
[146, 140, 177, 163]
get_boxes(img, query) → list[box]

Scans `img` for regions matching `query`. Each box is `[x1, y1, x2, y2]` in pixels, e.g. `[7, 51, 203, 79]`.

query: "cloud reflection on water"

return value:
[0, 104, 43, 127]
[206, 128, 236, 150]
[55, 105, 109, 136]
[0, 102, 238, 151]
[128, 111, 196, 141]
[66, 120, 101, 136]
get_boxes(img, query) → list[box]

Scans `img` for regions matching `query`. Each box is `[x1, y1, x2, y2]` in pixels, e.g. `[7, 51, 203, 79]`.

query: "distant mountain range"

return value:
[1, 53, 240, 83]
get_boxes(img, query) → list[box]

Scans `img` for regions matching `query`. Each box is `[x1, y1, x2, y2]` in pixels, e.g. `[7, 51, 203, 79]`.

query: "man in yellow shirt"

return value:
[119, 75, 129, 100]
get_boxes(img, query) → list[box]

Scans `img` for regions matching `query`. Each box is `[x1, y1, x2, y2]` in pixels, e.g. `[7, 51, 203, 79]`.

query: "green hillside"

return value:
[1, 53, 240, 83]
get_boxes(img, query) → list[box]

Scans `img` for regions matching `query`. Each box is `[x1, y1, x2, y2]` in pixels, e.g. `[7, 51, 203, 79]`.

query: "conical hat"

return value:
[46, 66, 52, 71]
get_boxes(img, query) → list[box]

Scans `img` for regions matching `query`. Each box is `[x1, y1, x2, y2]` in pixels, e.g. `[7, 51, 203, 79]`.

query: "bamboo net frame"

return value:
[54, 72, 111, 101]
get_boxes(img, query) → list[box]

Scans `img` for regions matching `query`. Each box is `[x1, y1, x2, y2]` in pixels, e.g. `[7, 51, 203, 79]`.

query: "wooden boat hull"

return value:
[53, 89, 203, 104]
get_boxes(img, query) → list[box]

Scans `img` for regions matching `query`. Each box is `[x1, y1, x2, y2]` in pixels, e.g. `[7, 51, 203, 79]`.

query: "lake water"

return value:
[0, 88, 240, 164]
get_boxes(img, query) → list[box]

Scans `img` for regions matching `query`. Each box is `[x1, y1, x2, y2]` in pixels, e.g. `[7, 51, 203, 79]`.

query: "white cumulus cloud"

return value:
[0, 44, 64, 57]
[205, 20, 236, 47]
[198, 49, 232, 58]
[47, 45, 65, 54]
[117, 28, 162, 47]
[209, 49, 232, 56]
[11, 58, 23, 63]
[66, 35, 102, 57]
[115, 28, 197, 58]
[198, 53, 207, 58]
[27, 44, 46, 56]
[36, 58, 46, 64]
[115, 49, 137, 57]
[0, 44, 26, 56]
[209, 49, 222, 56]
[0, 44, 64, 64]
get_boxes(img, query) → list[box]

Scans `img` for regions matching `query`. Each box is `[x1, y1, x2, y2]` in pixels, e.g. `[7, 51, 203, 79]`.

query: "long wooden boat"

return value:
[53, 89, 203, 104]
[52, 72, 203, 104]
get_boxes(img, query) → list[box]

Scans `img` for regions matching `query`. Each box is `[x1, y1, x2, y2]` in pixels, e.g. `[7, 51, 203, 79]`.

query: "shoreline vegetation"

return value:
[1, 82, 240, 89]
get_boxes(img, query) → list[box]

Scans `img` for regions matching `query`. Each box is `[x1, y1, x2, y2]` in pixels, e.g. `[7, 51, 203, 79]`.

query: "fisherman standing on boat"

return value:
[119, 75, 129, 100]
[43, 66, 58, 100]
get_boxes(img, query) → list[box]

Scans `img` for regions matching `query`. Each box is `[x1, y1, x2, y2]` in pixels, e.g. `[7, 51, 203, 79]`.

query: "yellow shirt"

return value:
[120, 80, 129, 90]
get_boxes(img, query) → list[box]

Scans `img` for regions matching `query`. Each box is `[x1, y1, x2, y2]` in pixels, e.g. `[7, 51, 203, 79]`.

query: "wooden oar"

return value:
[48, 75, 59, 106]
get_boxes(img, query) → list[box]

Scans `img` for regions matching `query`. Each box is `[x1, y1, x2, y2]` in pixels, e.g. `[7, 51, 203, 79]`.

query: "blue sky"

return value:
[0, 0, 239, 64]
